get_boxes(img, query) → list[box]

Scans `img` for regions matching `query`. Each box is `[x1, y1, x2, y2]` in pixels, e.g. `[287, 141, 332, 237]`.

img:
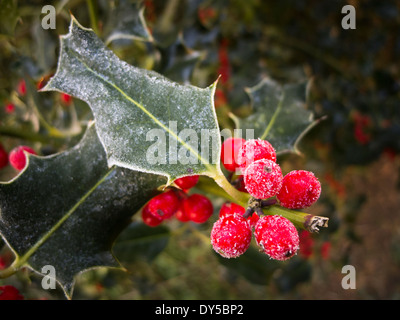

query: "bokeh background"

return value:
[0, 0, 399, 299]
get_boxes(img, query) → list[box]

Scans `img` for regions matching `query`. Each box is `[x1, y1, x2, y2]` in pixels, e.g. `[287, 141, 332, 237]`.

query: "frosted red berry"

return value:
[183, 194, 213, 223]
[0, 145, 8, 169]
[211, 213, 252, 258]
[174, 175, 199, 190]
[237, 138, 276, 171]
[219, 202, 245, 218]
[254, 215, 299, 261]
[147, 189, 180, 221]
[277, 170, 321, 209]
[243, 158, 283, 199]
[9, 145, 37, 171]
[220, 137, 245, 172]
[0, 285, 24, 300]
[141, 203, 162, 227]
[246, 212, 260, 228]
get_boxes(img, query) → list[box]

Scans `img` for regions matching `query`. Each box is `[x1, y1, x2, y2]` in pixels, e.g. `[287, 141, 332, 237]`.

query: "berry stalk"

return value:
[207, 168, 250, 205]
[196, 176, 328, 233]
[262, 205, 329, 233]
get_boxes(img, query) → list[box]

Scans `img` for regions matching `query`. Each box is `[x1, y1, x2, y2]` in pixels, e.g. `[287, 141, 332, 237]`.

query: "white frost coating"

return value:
[43, 17, 222, 180]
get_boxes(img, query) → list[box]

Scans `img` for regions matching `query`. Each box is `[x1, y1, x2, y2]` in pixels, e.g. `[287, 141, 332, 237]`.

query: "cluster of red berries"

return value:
[211, 202, 300, 261]
[221, 137, 321, 209]
[0, 144, 37, 172]
[141, 175, 214, 227]
[212, 137, 322, 261]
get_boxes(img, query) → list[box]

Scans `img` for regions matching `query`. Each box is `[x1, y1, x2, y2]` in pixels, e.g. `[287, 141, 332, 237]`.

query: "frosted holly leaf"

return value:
[43, 16, 221, 185]
[232, 78, 319, 155]
[0, 123, 167, 299]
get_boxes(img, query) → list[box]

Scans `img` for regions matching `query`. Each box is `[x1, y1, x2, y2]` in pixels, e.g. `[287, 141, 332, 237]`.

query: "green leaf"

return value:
[0, 0, 18, 35]
[104, 0, 153, 45]
[157, 38, 202, 84]
[232, 78, 318, 155]
[43, 17, 222, 184]
[113, 222, 170, 265]
[0, 123, 167, 298]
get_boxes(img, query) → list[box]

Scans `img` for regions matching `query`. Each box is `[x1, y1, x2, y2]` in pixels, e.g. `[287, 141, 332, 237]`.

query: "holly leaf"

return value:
[113, 222, 170, 265]
[43, 17, 222, 184]
[104, 0, 153, 45]
[232, 78, 319, 155]
[157, 38, 202, 84]
[0, 123, 166, 298]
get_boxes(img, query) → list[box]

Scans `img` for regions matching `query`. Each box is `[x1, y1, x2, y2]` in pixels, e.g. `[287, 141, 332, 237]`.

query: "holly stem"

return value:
[0, 258, 20, 279]
[262, 205, 329, 233]
[0, 126, 66, 145]
[207, 168, 250, 205]
[197, 175, 328, 233]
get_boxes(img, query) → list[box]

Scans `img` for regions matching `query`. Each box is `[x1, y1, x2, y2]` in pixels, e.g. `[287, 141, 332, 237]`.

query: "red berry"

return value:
[17, 79, 26, 96]
[174, 175, 199, 190]
[243, 159, 283, 199]
[219, 202, 245, 218]
[147, 189, 180, 221]
[175, 204, 191, 222]
[183, 194, 213, 223]
[9, 145, 37, 171]
[214, 88, 227, 108]
[141, 203, 162, 227]
[320, 241, 331, 260]
[0, 285, 24, 300]
[299, 230, 314, 259]
[254, 215, 299, 261]
[220, 137, 245, 172]
[4, 103, 15, 114]
[246, 212, 260, 228]
[277, 170, 321, 209]
[0, 145, 8, 169]
[237, 139, 276, 171]
[60, 93, 72, 106]
[211, 213, 252, 258]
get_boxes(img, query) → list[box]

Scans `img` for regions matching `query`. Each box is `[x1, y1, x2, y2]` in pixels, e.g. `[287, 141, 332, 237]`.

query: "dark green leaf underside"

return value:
[0, 124, 166, 298]
[113, 222, 170, 264]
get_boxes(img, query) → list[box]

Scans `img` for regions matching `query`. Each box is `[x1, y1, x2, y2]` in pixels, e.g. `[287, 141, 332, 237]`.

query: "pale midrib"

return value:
[260, 93, 285, 141]
[17, 167, 116, 266]
[71, 51, 215, 173]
